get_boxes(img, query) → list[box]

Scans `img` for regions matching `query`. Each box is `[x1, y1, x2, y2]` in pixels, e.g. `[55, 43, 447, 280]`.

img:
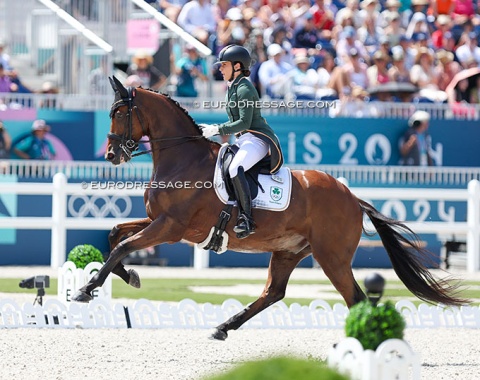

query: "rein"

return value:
[108, 88, 203, 159]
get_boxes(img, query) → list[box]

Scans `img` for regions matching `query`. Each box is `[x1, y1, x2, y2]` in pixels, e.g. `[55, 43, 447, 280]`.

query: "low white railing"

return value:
[0, 173, 479, 271]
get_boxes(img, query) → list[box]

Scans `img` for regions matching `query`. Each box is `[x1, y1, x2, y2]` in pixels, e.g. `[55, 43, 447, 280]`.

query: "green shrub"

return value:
[67, 244, 104, 269]
[345, 300, 406, 351]
[204, 356, 349, 380]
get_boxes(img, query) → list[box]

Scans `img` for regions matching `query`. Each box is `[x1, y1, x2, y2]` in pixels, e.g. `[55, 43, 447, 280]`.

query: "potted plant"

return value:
[58, 244, 111, 304]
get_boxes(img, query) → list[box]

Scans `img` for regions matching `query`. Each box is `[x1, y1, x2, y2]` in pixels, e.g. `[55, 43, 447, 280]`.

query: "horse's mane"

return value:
[142, 87, 201, 132]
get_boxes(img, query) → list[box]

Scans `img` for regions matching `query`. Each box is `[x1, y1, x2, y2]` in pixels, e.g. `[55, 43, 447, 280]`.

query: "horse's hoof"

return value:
[128, 269, 141, 288]
[71, 290, 93, 303]
[210, 329, 228, 341]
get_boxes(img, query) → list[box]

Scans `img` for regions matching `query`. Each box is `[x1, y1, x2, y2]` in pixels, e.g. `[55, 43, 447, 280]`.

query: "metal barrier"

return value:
[0, 173, 479, 272]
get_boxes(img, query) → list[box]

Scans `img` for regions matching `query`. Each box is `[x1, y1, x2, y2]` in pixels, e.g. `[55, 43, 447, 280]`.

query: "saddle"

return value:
[220, 144, 271, 201]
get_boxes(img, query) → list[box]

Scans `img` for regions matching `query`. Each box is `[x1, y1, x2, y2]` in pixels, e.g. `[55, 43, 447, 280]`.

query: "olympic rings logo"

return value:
[68, 195, 132, 218]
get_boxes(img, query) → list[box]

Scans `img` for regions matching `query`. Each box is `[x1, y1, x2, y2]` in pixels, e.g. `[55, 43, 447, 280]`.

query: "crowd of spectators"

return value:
[156, 0, 480, 106]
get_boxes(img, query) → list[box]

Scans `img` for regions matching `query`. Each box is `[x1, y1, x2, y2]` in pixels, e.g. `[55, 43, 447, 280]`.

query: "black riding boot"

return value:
[232, 167, 255, 239]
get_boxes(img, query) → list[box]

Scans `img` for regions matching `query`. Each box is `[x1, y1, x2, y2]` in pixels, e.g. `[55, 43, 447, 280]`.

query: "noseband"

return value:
[108, 87, 203, 159]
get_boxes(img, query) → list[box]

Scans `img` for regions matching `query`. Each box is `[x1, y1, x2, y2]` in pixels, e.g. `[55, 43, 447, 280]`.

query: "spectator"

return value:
[0, 40, 13, 75]
[39, 81, 60, 109]
[405, 12, 430, 41]
[388, 48, 412, 83]
[245, 28, 268, 96]
[455, 31, 480, 68]
[177, 0, 217, 44]
[217, 7, 248, 47]
[335, 0, 360, 28]
[335, 25, 369, 65]
[428, 0, 455, 17]
[88, 57, 110, 95]
[367, 50, 391, 86]
[175, 45, 208, 97]
[378, 0, 402, 28]
[309, 0, 335, 41]
[159, 0, 189, 22]
[288, 54, 319, 100]
[358, 0, 380, 27]
[316, 52, 338, 99]
[452, 0, 475, 22]
[124, 75, 143, 87]
[383, 12, 405, 47]
[357, 14, 384, 56]
[126, 50, 167, 91]
[432, 14, 453, 49]
[258, 0, 292, 29]
[0, 63, 16, 93]
[293, 13, 319, 50]
[331, 8, 356, 42]
[13, 120, 56, 160]
[410, 47, 447, 101]
[329, 47, 369, 100]
[399, 110, 434, 166]
[435, 49, 461, 91]
[397, 35, 416, 71]
[258, 43, 294, 98]
[0, 120, 11, 159]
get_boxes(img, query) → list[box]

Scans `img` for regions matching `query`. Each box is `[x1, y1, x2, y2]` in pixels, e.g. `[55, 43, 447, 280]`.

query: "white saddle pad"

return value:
[213, 144, 292, 212]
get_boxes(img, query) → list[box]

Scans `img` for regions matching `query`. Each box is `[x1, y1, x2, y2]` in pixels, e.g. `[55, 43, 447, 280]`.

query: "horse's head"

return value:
[106, 76, 144, 165]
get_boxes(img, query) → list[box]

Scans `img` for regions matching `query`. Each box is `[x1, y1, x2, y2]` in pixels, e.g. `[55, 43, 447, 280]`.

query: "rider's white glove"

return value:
[199, 124, 220, 138]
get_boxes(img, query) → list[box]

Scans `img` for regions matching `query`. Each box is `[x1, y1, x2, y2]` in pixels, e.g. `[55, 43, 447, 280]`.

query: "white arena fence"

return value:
[5, 159, 480, 187]
[0, 173, 479, 272]
[0, 298, 479, 329]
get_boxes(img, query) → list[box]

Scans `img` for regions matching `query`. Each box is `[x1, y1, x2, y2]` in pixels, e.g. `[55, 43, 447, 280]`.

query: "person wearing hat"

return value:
[335, 25, 369, 65]
[367, 50, 391, 86]
[388, 48, 411, 84]
[455, 31, 480, 69]
[400, 110, 434, 166]
[289, 54, 321, 99]
[432, 14, 452, 49]
[258, 43, 294, 98]
[13, 120, 56, 160]
[198, 45, 284, 239]
[435, 49, 460, 91]
[126, 50, 166, 91]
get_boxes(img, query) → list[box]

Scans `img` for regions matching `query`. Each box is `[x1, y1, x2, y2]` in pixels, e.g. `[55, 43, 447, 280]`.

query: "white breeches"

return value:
[229, 133, 270, 178]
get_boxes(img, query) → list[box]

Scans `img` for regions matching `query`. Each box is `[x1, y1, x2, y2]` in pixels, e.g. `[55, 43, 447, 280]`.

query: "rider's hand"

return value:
[199, 124, 220, 138]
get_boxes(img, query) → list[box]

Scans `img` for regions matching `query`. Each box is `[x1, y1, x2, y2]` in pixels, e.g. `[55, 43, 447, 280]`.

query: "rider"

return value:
[200, 45, 284, 239]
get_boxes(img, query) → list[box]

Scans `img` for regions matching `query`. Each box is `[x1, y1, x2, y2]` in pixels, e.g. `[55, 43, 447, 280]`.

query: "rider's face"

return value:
[219, 62, 233, 81]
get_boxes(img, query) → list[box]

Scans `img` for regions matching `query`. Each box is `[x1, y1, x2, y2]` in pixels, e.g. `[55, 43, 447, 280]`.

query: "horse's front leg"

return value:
[72, 216, 179, 303]
[211, 249, 311, 340]
[108, 218, 152, 288]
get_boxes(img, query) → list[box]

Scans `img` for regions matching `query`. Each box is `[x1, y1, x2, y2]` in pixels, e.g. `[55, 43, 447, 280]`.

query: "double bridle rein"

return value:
[108, 87, 203, 159]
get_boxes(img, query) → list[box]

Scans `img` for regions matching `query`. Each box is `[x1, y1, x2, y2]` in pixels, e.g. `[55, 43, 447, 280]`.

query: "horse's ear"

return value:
[109, 77, 118, 92]
[112, 76, 129, 98]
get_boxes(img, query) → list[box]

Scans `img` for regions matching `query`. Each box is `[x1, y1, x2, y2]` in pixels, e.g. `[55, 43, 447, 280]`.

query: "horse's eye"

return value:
[115, 111, 124, 119]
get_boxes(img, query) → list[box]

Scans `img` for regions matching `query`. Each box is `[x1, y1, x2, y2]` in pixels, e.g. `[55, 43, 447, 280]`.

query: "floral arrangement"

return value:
[67, 244, 104, 269]
[345, 299, 406, 350]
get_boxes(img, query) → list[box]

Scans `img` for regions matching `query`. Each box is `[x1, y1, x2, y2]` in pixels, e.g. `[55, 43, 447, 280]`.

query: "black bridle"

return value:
[108, 87, 203, 159]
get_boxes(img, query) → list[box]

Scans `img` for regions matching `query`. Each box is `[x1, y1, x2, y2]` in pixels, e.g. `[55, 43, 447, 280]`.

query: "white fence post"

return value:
[194, 245, 209, 270]
[467, 179, 480, 272]
[51, 173, 67, 268]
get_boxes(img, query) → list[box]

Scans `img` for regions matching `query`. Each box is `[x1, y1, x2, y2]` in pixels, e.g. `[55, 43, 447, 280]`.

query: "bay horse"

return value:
[73, 77, 466, 340]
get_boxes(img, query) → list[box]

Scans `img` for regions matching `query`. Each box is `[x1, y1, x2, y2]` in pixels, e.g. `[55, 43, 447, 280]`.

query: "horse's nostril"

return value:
[106, 152, 115, 161]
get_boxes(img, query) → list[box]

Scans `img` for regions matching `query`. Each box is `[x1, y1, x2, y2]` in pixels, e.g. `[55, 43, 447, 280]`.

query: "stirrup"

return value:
[233, 214, 256, 238]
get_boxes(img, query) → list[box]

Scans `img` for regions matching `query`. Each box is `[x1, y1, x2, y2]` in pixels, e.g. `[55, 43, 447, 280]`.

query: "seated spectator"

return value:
[411, 47, 447, 102]
[335, 0, 360, 28]
[177, 0, 216, 44]
[175, 45, 208, 97]
[316, 52, 337, 99]
[435, 49, 461, 91]
[388, 49, 411, 83]
[258, 43, 294, 98]
[288, 54, 319, 100]
[329, 47, 369, 100]
[358, 0, 380, 27]
[357, 14, 384, 56]
[0, 120, 11, 159]
[397, 36, 416, 71]
[126, 50, 167, 91]
[378, 0, 402, 28]
[13, 120, 56, 160]
[0, 40, 14, 76]
[0, 63, 16, 93]
[245, 28, 268, 96]
[331, 8, 356, 43]
[309, 0, 335, 41]
[367, 50, 391, 86]
[217, 7, 248, 48]
[428, 0, 455, 17]
[405, 12, 430, 41]
[159, 0, 189, 22]
[293, 13, 319, 50]
[432, 14, 453, 49]
[452, 0, 475, 23]
[383, 12, 405, 47]
[258, 0, 292, 29]
[335, 26, 369, 65]
[455, 32, 480, 68]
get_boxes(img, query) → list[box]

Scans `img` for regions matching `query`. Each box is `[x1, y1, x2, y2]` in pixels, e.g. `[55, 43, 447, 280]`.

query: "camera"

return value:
[19, 275, 50, 289]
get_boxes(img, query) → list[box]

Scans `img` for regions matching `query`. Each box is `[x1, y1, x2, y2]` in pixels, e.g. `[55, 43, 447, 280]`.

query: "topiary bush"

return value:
[67, 244, 104, 269]
[345, 300, 406, 351]
[204, 356, 349, 380]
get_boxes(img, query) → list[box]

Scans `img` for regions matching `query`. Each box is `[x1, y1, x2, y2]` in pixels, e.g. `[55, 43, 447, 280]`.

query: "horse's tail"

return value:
[359, 199, 467, 307]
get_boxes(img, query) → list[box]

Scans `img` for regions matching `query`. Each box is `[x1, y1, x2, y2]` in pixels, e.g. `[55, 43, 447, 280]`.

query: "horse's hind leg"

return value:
[312, 242, 366, 307]
[212, 249, 311, 340]
[108, 218, 152, 288]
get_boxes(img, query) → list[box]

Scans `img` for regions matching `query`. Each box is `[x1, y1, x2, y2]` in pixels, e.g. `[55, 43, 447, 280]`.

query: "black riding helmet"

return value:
[216, 45, 252, 70]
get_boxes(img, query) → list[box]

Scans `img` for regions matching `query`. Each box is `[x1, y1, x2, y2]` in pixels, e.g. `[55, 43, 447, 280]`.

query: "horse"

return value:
[72, 76, 466, 340]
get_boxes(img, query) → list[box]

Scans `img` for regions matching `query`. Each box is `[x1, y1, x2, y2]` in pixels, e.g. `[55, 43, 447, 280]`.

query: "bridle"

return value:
[108, 87, 203, 159]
